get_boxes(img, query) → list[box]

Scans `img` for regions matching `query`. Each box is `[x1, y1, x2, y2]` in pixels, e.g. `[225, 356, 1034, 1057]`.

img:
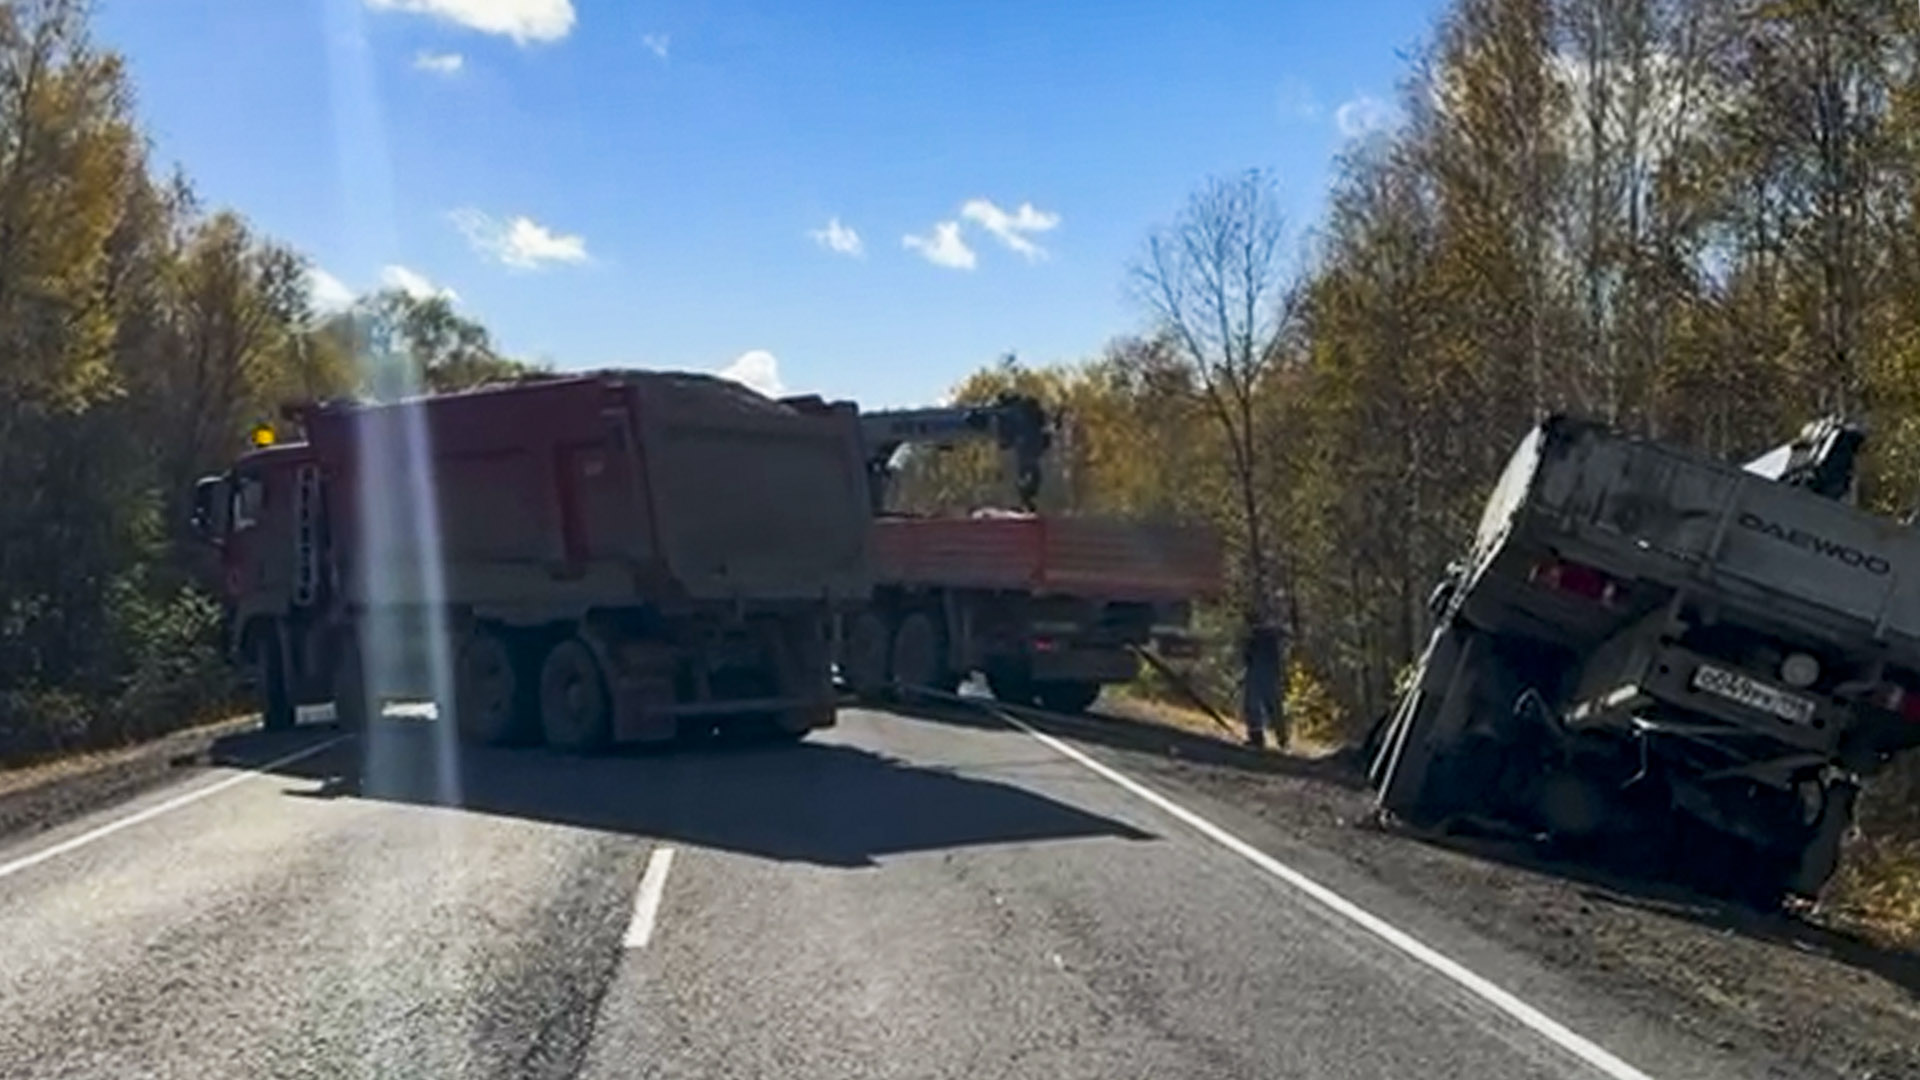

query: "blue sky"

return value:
[98, 0, 1439, 407]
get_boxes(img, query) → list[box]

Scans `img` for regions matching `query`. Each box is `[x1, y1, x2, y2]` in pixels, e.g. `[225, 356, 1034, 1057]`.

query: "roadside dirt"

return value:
[1065, 697, 1920, 1080]
[0, 714, 262, 841]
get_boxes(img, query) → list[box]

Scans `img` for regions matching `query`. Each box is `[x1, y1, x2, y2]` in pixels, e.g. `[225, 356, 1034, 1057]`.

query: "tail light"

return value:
[1528, 557, 1620, 605]
[1869, 682, 1920, 723]
[1031, 637, 1059, 653]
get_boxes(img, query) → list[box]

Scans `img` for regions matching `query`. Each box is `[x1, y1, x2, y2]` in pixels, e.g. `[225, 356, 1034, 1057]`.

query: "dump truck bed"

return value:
[299, 371, 872, 613]
[871, 514, 1221, 602]
[1460, 417, 1920, 664]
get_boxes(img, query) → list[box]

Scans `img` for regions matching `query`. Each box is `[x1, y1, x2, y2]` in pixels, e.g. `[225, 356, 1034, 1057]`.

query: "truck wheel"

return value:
[255, 623, 296, 732]
[1035, 680, 1101, 715]
[1786, 781, 1858, 899]
[844, 612, 891, 698]
[331, 629, 371, 731]
[455, 629, 536, 746]
[774, 618, 835, 740]
[540, 638, 611, 753]
[889, 612, 949, 695]
[986, 662, 1034, 707]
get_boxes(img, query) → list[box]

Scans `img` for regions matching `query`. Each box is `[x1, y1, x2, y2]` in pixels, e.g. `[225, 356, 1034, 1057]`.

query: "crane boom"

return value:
[856, 393, 1053, 512]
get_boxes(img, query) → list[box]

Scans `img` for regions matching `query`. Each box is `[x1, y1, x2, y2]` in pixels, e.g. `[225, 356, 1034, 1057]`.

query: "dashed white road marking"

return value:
[624, 846, 677, 949]
[0, 733, 350, 882]
[995, 708, 1658, 1080]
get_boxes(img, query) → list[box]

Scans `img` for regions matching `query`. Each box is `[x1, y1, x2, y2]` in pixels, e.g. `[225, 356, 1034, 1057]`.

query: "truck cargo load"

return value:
[300, 373, 870, 609]
[1371, 414, 1920, 904]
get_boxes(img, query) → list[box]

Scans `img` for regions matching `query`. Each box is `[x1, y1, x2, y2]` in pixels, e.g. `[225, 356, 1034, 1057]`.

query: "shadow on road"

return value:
[208, 720, 1154, 869]
[876, 693, 1370, 790]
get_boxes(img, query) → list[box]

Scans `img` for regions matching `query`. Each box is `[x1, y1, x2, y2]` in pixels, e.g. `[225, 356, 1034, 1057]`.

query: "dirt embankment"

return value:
[1091, 695, 1920, 1080]
[0, 714, 263, 842]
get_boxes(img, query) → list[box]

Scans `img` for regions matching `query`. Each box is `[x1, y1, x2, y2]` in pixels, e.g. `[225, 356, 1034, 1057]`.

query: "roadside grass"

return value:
[1822, 757, 1920, 950]
[1103, 685, 1348, 757]
[1822, 836, 1920, 951]
[0, 712, 259, 797]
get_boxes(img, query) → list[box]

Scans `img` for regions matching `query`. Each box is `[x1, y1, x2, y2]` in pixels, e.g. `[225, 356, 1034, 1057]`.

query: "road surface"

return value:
[0, 704, 1789, 1079]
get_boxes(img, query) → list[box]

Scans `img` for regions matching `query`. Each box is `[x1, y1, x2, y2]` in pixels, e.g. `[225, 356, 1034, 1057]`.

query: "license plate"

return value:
[1691, 663, 1816, 725]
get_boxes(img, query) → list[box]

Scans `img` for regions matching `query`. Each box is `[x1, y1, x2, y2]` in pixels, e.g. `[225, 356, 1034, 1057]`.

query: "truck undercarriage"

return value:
[1371, 416, 1920, 905]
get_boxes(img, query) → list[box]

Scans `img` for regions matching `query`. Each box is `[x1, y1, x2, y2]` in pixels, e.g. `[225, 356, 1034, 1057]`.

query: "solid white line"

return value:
[624, 845, 677, 949]
[996, 710, 1657, 1080]
[0, 733, 351, 882]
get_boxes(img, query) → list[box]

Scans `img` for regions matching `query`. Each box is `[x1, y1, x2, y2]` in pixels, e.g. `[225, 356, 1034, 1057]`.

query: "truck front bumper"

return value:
[1564, 642, 1842, 757]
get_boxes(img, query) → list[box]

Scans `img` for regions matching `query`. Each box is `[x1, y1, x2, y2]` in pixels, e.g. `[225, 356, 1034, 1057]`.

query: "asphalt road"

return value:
[0, 705, 1794, 1079]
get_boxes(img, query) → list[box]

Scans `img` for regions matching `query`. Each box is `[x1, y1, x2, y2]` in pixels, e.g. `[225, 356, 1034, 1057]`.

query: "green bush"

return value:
[106, 586, 239, 745]
[0, 688, 95, 760]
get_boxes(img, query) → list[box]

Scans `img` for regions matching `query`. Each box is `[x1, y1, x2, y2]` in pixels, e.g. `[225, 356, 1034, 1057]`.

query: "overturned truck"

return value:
[1371, 415, 1920, 904]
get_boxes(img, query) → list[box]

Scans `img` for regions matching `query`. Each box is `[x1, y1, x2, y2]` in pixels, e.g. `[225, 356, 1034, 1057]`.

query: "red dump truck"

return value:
[831, 395, 1222, 713]
[191, 372, 872, 749]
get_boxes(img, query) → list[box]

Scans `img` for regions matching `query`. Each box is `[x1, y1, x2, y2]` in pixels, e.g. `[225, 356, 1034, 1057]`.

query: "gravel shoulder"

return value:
[1006, 696, 1920, 1080]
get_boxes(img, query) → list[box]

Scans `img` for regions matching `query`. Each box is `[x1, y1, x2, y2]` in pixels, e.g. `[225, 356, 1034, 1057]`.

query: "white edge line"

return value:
[624, 845, 677, 949]
[0, 733, 351, 881]
[996, 710, 1657, 1080]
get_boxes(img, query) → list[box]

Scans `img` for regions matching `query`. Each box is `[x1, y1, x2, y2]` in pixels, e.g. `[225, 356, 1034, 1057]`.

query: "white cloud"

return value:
[809, 217, 863, 258]
[1277, 77, 1321, 122]
[902, 221, 976, 270]
[959, 199, 1060, 261]
[414, 50, 465, 75]
[642, 32, 670, 59]
[1335, 93, 1396, 137]
[308, 268, 356, 312]
[381, 264, 457, 302]
[364, 0, 574, 45]
[450, 209, 590, 269]
[716, 349, 784, 396]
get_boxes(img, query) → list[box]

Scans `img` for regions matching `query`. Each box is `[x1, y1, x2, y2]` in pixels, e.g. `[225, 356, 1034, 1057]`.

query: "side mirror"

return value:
[191, 475, 230, 545]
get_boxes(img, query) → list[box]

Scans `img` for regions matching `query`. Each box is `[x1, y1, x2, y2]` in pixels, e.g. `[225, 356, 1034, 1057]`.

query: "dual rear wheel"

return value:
[842, 610, 1103, 715]
[842, 610, 960, 698]
[454, 629, 611, 753]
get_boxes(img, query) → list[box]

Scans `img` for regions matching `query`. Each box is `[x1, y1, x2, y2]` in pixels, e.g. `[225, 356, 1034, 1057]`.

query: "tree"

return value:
[0, 0, 526, 762]
[321, 288, 539, 398]
[0, 0, 138, 460]
[1131, 169, 1296, 628]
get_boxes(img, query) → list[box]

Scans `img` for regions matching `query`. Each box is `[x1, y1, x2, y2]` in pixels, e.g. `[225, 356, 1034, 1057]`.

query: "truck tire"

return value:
[772, 616, 834, 742]
[1035, 680, 1101, 715]
[890, 612, 951, 694]
[455, 629, 536, 746]
[1787, 781, 1858, 899]
[844, 612, 891, 699]
[331, 629, 371, 731]
[540, 638, 611, 753]
[255, 622, 296, 732]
